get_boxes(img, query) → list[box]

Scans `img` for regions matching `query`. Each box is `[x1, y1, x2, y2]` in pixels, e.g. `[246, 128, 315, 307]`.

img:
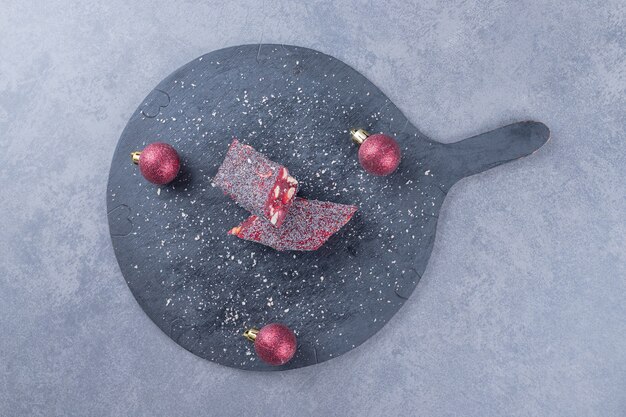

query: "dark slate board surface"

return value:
[107, 44, 549, 371]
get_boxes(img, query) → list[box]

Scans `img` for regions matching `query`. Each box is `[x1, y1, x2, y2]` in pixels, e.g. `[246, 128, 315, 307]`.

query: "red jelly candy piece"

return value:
[228, 198, 358, 251]
[214, 139, 298, 228]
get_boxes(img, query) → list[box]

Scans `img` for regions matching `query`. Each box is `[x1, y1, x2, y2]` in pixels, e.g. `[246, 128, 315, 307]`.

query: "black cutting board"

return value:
[107, 44, 549, 370]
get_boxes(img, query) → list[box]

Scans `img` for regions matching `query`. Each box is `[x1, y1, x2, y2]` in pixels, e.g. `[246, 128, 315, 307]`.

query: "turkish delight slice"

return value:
[228, 198, 358, 251]
[213, 139, 298, 228]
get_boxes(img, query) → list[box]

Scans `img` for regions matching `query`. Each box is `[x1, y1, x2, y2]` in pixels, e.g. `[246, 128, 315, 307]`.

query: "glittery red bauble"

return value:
[255, 323, 297, 366]
[139, 143, 180, 185]
[358, 134, 401, 176]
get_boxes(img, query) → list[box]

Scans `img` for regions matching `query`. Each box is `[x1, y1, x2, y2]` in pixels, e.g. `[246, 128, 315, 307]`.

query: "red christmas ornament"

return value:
[131, 142, 180, 185]
[244, 323, 297, 366]
[350, 128, 401, 176]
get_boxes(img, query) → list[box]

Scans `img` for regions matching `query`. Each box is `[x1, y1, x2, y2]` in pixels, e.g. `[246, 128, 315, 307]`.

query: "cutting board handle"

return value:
[445, 121, 550, 181]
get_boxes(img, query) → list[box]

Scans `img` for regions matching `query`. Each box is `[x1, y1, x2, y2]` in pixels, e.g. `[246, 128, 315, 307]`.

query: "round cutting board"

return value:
[107, 44, 549, 370]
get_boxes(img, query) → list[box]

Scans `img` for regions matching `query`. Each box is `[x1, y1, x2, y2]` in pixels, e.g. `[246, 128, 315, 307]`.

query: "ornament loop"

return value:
[350, 128, 370, 145]
[131, 151, 141, 165]
[243, 328, 259, 342]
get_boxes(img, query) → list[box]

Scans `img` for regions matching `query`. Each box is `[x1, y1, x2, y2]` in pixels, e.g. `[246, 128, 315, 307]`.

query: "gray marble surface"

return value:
[1, 1, 624, 416]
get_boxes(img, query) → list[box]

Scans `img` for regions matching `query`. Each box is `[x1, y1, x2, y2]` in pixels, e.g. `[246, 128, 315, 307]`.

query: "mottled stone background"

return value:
[1, 1, 625, 416]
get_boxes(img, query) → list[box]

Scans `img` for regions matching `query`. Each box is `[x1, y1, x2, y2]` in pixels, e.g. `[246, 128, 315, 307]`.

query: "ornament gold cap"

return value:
[243, 328, 259, 342]
[131, 151, 141, 165]
[350, 128, 370, 145]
